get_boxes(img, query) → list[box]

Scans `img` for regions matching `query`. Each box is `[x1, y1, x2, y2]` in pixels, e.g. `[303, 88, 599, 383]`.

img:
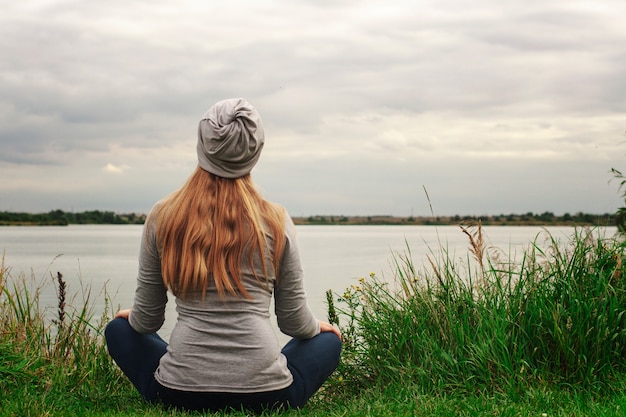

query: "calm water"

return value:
[0, 224, 616, 341]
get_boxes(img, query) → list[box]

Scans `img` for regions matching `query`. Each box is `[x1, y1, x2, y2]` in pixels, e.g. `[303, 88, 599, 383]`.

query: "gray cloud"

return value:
[1, 1, 624, 215]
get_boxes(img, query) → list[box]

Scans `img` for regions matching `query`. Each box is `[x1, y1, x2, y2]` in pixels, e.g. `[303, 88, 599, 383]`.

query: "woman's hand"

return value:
[319, 320, 342, 340]
[114, 308, 131, 320]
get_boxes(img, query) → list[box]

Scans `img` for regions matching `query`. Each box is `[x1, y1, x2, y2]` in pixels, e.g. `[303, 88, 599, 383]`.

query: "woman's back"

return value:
[132, 210, 319, 393]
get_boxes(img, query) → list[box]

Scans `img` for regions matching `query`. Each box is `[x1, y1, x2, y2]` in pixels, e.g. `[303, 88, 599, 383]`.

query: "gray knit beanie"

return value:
[197, 98, 265, 178]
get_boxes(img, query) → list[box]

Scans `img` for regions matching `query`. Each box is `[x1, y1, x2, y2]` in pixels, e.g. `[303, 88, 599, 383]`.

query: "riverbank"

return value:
[1, 225, 625, 416]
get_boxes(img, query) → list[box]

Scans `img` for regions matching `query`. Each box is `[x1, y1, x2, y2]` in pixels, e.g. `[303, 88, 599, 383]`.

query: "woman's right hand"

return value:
[114, 308, 131, 320]
[319, 320, 342, 340]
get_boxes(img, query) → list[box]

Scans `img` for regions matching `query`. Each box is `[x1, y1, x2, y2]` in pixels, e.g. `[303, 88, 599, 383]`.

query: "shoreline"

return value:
[291, 213, 616, 227]
[0, 210, 617, 227]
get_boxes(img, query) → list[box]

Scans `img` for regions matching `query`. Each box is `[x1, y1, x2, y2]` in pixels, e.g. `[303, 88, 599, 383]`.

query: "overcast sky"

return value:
[1, 0, 625, 217]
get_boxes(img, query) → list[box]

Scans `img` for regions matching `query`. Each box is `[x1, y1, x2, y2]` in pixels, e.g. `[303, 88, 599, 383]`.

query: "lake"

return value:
[0, 224, 616, 341]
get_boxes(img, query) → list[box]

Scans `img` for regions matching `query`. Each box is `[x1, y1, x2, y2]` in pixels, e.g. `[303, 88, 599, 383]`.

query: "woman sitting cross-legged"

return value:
[105, 98, 342, 413]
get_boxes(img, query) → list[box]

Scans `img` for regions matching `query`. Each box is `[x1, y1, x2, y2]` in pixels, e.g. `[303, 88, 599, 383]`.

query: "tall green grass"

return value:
[0, 256, 137, 415]
[329, 224, 626, 398]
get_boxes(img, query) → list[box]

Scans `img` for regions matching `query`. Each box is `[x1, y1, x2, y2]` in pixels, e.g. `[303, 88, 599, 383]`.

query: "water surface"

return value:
[1, 224, 613, 340]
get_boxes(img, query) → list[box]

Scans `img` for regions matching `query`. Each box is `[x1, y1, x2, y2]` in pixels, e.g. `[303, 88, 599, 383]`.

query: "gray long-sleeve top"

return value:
[129, 207, 320, 393]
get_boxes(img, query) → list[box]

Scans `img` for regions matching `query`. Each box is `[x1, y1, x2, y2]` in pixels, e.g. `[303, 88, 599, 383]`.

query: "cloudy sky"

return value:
[1, 0, 625, 217]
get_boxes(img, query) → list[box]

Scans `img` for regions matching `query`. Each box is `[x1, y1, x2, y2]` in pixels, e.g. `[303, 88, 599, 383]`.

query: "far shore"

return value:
[292, 213, 616, 227]
[0, 209, 617, 227]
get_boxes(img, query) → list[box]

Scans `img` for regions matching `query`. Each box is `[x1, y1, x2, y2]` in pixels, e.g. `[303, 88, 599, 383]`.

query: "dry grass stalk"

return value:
[55, 272, 66, 327]
[0, 251, 5, 295]
[460, 220, 485, 270]
[612, 252, 622, 283]
[426, 254, 444, 288]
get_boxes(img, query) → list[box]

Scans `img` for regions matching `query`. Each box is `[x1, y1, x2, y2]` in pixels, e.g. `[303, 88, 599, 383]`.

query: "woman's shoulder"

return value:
[145, 196, 174, 222]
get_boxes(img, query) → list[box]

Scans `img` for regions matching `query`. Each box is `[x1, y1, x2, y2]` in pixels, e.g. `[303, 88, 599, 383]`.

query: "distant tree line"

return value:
[294, 212, 617, 226]
[0, 209, 618, 227]
[0, 210, 146, 226]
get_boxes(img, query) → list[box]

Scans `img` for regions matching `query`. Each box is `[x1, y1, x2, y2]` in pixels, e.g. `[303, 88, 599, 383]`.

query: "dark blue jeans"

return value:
[104, 318, 341, 413]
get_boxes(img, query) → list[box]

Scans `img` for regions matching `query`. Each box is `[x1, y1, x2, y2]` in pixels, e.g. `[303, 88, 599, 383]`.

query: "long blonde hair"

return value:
[150, 167, 286, 299]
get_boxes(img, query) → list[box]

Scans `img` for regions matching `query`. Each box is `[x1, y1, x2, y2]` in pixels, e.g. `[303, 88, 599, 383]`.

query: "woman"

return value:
[105, 98, 342, 413]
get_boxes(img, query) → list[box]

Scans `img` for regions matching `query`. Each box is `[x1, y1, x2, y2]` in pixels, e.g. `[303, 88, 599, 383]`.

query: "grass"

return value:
[327, 224, 626, 413]
[1, 225, 626, 416]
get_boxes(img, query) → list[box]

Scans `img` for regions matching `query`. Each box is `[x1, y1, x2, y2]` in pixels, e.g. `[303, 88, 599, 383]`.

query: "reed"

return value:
[330, 224, 626, 397]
